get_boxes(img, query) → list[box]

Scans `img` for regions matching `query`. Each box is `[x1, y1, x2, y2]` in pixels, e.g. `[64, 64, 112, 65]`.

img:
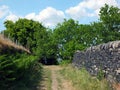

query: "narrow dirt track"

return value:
[39, 65, 75, 90]
[37, 65, 120, 90]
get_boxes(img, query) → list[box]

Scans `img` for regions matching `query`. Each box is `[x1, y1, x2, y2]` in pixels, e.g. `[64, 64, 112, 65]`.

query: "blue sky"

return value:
[0, 0, 120, 31]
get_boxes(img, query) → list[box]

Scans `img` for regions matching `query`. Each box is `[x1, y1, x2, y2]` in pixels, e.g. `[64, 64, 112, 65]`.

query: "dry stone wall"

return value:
[73, 41, 120, 83]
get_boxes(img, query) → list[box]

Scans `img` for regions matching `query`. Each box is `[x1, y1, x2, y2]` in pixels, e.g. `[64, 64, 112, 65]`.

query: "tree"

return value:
[4, 19, 58, 64]
[53, 19, 92, 61]
[3, 4, 120, 64]
[4, 19, 45, 52]
[3, 20, 15, 39]
[99, 4, 120, 42]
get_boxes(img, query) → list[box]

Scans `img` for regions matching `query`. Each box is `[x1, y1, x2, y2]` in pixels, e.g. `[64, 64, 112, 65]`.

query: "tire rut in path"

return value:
[51, 67, 59, 90]
[44, 65, 75, 90]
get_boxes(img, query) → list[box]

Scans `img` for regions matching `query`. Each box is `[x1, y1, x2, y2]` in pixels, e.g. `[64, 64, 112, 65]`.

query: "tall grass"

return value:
[0, 34, 30, 53]
[60, 65, 112, 90]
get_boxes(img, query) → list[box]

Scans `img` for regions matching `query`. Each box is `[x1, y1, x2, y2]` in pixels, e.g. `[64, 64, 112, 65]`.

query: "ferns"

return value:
[0, 34, 41, 89]
[0, 54, 41, 89]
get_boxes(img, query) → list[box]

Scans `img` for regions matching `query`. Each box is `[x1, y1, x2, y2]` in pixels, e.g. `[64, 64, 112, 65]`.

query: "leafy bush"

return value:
[0, 53, 42, 90]
[59, 60, 71, 66]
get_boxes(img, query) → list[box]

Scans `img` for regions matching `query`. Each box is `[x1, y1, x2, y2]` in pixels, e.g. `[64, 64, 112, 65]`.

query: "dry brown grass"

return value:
[0, 34, 30, 53]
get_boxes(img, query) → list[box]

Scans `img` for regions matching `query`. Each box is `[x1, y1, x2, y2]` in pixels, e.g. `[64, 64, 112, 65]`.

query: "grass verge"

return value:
[42, 67, 52, 90]
[60, 65, 112, 90]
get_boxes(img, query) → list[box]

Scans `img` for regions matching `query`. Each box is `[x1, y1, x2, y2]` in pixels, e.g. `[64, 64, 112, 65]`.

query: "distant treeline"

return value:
[2, 4, 120, 63]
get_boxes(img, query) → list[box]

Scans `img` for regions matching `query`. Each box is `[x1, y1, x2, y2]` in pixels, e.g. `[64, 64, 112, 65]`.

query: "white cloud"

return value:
[5, 0, 119, 27]
[5, 12, 19, 22]
[36, 7, 65, 27]
[25, 13, 36, 20]
[6, 7, 65, 27]
[0, 5, 9, 18]
[24, 7, 65, 27]
[66, 0, 119, 20]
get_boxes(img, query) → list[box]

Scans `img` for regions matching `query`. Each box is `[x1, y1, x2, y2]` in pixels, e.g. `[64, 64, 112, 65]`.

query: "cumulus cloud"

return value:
[5, 12, 20, 22]
[0, 5, 9, 18]
[66, 0, 119, 20]
[36, 7, 65, 27]
[5, 7, 65, 27]
[25, 13, 36, 20]
[24, 7, 65, 27]
[5, 0, 119, 27]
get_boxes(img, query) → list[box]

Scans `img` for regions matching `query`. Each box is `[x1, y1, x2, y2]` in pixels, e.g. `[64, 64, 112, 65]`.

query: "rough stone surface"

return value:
[72, 41, 120, 83]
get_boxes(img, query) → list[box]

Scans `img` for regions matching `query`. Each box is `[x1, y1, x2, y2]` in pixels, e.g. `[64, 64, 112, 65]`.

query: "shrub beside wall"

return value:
[73, 41, 120, 83]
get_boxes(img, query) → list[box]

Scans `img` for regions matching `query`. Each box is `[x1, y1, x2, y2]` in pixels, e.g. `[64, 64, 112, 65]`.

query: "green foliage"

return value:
[99, 4, 120, 42]
[53, 19, 104, 61]
[4, 19, 45, 52]
[53, 19, 86, 61]
[2, 4, 120, 64]
[100, 4, 120, 31]
[97, 69, 105, 81]
[59, 60, 71, 66]
[0, 53, 42, 89]
[0, 55, 17, 84]
[0, 4, 120, 89]
[3, 19, 58, 64]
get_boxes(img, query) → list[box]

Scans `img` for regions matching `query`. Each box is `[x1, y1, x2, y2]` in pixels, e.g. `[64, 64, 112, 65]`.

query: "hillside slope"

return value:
[0, 34, 30, 54]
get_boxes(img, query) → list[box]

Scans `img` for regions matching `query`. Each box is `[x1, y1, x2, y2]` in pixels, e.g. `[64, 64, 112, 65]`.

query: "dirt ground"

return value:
[38, 65, 75, 90]
[37, 65, 120, 90]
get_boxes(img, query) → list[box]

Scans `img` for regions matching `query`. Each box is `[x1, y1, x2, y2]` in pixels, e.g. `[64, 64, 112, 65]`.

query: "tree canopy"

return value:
[2, 4, 120, 63]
